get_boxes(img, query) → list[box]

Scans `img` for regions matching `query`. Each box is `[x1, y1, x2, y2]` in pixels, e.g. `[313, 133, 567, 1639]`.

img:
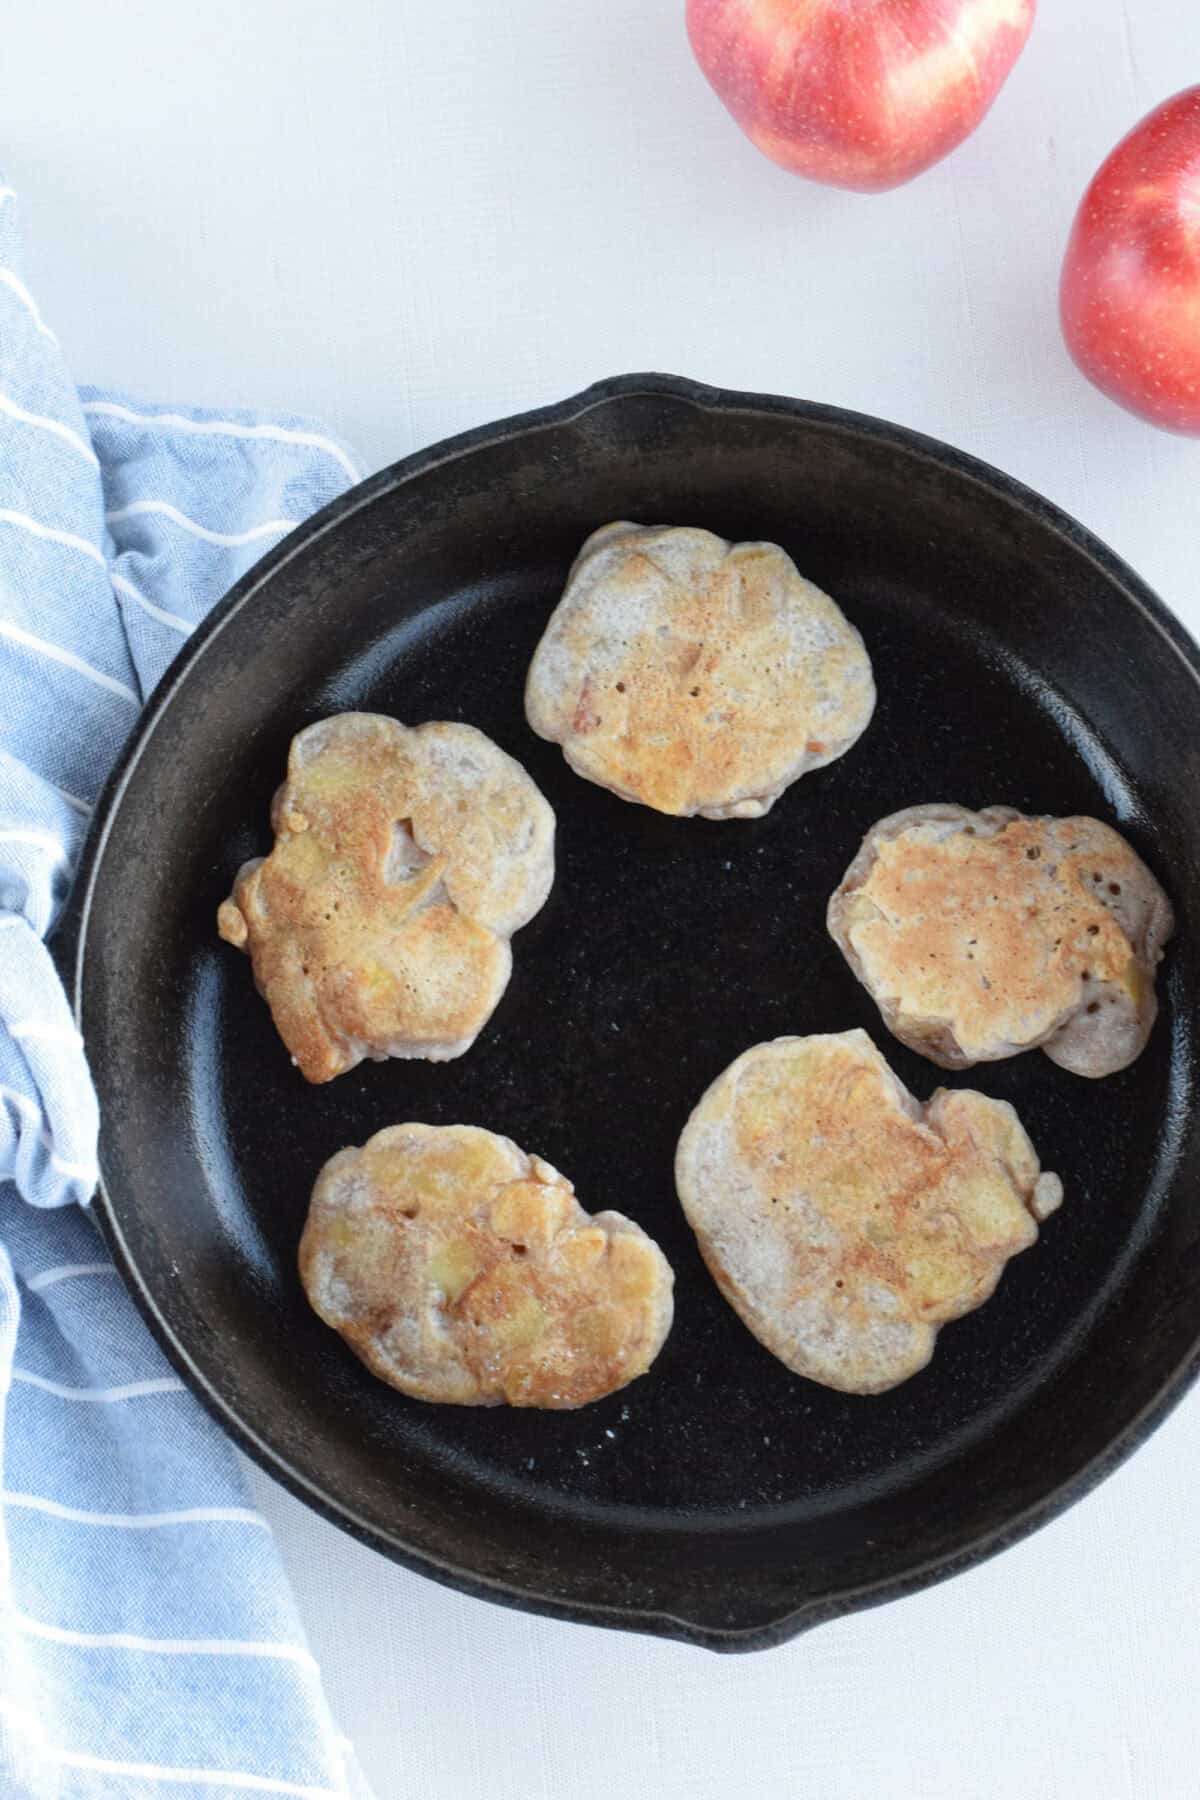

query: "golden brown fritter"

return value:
[217, 714, 554, 1082]
[525, 522, 875, 818]
[827, 805, 1174, 1077]
[300, 1124, 675, 1408]
[676, 1031, 1062, 1395]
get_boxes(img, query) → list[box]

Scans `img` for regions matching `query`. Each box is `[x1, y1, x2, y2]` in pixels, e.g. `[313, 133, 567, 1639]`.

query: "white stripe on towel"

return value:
[83, 400, 359, 483]
[105, 499, 299, 547]
[12, 1609, 318, 1667]
[11, 1371, 185, 1403]
[0, 505, 107, 564]
[0, 1702, 346, 1800]
[0, 390, 99, 466]
[49, 782, 94, 816]
[0, 617, 138, 705]
[2, 1491, 269, 1531]
[0, 269, 57, 340]
[0, 1085, 98, 1184]
[110, 571, 194, 635]
[0, 506, 191, 632]
[0, 1084, 46, 1124]
[0, 1097, 97, 1186]
[25, 1262, 115, 1292]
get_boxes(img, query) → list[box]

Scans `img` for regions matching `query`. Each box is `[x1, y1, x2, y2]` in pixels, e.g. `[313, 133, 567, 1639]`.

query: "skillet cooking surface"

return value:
[74, 375, 1200, 1648]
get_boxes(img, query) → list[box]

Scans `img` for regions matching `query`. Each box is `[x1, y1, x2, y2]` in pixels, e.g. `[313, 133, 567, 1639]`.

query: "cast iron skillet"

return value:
[69, 373, 1200, 1651]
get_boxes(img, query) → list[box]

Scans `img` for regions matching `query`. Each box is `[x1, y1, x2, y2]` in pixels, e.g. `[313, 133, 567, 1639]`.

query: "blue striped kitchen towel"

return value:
[0, 179, 374, 1799]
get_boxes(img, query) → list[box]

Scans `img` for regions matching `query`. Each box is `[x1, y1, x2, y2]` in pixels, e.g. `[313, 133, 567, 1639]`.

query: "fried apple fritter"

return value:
[827, 805, 1173, 1076]
[525, 523, 875, 819]
[675, 1031, 1061, 1394]
[300, 1124, 674, 1408]
[217, 714, 554, 1082]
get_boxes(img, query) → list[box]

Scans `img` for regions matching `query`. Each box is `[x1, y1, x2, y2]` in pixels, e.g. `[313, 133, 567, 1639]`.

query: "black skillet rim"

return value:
[68, 371, 1200, 1651]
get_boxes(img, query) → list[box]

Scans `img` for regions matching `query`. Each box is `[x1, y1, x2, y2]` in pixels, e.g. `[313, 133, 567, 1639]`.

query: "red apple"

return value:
[1060, 88, 1200, 435]
[685, 0, 1036, 193]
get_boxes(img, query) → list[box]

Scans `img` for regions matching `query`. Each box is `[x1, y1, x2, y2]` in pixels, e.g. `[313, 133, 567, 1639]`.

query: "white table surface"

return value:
[8, 3, 1200, 1796]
